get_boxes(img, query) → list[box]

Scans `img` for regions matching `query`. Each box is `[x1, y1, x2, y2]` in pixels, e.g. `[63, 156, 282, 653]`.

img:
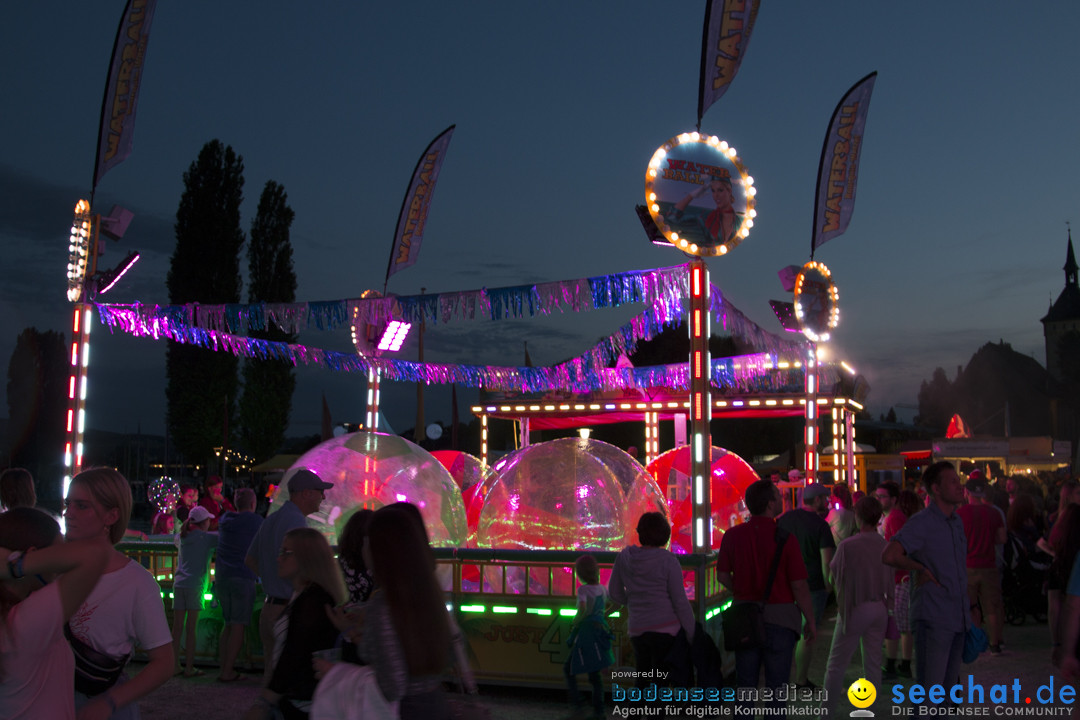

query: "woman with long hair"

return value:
[245, 527, 345, 720]
[0, 507, 110, 718]
[337, 508, 375, 604]
[362, 503, 452, 719]
[64, 467, 174, 719]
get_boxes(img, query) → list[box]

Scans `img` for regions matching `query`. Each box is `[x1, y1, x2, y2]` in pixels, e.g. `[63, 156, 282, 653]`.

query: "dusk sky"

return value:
[2, 2, 1079, 442]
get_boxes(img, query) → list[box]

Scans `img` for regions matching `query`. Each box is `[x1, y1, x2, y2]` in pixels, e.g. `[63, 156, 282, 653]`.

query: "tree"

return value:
[238, 181, 297, 462]
[915, 367, 955, 432]
[165, 140, 245, 469]
[6, 328, 67, 506]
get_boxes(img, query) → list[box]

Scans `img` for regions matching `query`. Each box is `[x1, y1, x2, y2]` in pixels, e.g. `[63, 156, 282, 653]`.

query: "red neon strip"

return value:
[694, 351, 702, 378]
[71, 343, 78, 365]
[693, 309, 701, 337]
[692, 267, 701, 296]
[68, 376, 76, 399]
[694, 392, 702, 420]
[73, 309, 80, 333]
[66, 410, 74, 432]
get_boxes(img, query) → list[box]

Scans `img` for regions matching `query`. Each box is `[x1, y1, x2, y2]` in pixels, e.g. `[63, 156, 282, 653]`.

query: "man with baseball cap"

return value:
[245, 469, 333, 682]
[778, 482, 835, 689]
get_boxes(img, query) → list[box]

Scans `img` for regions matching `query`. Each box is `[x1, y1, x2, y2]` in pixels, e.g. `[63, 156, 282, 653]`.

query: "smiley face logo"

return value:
[848, 678, 876, 708]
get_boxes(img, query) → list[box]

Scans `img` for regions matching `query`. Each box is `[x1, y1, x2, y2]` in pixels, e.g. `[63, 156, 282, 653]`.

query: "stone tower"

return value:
[1041, 230, 1080, 382]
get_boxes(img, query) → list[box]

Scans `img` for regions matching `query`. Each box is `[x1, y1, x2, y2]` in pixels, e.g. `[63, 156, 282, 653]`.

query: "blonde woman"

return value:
[64, 468, 174, 719]
[245, 527, 345, 720]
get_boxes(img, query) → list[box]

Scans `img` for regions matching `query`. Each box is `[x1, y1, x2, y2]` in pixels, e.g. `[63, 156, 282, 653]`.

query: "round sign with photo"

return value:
[644, 132, 756, 257]
[794, 261, 839, 342]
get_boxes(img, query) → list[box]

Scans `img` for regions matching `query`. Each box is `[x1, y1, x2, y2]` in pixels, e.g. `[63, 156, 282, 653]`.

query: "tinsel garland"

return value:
[93, 264, 810, 393]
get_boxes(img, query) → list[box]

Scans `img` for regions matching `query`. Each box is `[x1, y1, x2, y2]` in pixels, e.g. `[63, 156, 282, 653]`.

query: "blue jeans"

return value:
[913, 620, 964, 702]
[735, 623, 799, 716]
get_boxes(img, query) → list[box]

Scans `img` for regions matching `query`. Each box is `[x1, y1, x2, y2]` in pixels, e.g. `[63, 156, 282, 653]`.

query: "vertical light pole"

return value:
[643, 131, 756, 553]
[365, 368, 381, 431]
[63, 200, 96, 498]
[644, 411, 660, 466]
[689, 259, 712, 553]
[804, 343, 818, 484]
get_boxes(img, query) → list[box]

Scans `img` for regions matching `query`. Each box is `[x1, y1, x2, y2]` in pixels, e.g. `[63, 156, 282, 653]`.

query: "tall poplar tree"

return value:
[239, 181, 297, 461]
[165, 140, 245, 468]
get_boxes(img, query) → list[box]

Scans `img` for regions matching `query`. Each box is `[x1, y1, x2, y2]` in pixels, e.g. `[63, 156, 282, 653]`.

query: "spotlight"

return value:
[376, 320, 411, 352]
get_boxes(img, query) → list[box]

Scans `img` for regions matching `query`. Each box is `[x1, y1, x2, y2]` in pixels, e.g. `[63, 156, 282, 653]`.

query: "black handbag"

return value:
[64, 623, 131, 697]
[721, 528, 789, 652]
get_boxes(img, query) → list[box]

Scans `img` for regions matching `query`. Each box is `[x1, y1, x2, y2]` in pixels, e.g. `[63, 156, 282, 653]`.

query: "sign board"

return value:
[644, 132, 756, 257]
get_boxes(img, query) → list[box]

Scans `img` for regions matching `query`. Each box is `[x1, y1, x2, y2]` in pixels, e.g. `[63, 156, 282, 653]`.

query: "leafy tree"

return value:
[238, 181, 297, 462]
[5, 328, 67, 506]
[165, 140, 245, 468]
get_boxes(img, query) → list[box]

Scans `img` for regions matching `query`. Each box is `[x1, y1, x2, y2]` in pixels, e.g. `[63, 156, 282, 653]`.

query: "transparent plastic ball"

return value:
[431, 450, 500, 547]
[147, 476, 180, 513]
[478, 439, 624, 551]
[478, 437, 665, 552]
[647, 445, 759, 552]
[568, 438, 668, 544]
[272, 432, 467, 547]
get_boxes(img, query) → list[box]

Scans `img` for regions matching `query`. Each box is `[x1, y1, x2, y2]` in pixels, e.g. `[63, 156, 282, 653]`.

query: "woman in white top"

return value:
[64, 468, 175, 720]
[0, 507, 110, 719]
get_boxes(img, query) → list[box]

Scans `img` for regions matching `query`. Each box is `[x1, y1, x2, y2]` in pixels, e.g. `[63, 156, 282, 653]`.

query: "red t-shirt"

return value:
[957, 502, 1004, 569]
[717, 515, 807, 603]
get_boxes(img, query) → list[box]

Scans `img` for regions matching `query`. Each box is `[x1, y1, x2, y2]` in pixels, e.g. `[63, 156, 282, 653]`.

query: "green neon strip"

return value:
[460, 605, 486, 613]
[559, 608, 577, 617]
[609, 611, 621, 618]
[204, 594, 213, 601]
[526, 608, 552, 616]
[720, 599, 733, 612]
[492, 606, 518, 614]
[705, 608, 720, 621]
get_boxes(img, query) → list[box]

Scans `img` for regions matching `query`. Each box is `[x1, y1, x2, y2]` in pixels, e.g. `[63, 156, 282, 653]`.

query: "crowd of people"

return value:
[0, 467, 470, 720]
[3, 459, 1080, 719]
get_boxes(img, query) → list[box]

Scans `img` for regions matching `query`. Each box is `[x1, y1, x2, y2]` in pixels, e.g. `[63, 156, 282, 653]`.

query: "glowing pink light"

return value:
[97, 251, 141, 295]
[376, 321, 411, 352]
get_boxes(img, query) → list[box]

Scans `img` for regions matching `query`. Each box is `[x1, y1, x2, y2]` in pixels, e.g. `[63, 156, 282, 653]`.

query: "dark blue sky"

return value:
[2, 2, 1078, 438]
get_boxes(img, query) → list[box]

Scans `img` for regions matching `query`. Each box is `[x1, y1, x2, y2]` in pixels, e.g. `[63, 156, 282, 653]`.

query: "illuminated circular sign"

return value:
[644, 132, 756, 257]
[794, 261, 839, 342]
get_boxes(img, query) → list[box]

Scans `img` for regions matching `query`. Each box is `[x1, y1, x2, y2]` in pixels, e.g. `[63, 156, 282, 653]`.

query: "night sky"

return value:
[2, 2, 1078, 440]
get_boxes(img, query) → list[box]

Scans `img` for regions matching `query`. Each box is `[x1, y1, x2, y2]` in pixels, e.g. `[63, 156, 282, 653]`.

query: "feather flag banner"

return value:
[697, 0, 760, 128]
[385, 125, 456, 284]
[93, 0, 157, 189]
[811, 72, 877, 255]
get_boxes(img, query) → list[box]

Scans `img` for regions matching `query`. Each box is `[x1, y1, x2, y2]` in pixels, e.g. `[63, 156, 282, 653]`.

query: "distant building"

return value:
[1041, 230, 1080, 383]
